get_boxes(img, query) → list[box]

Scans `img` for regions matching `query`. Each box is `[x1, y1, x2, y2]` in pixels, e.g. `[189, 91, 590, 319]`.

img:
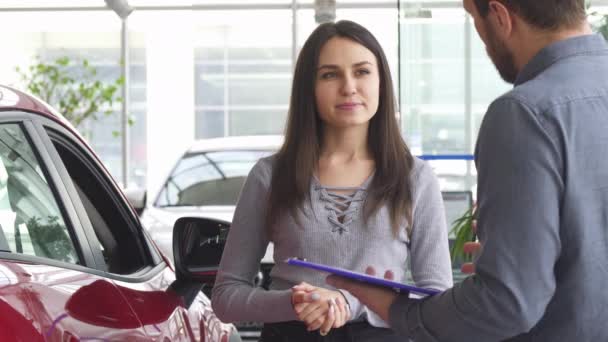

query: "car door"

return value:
[39, 119, 235, 341]
[0, 112, 147, 341]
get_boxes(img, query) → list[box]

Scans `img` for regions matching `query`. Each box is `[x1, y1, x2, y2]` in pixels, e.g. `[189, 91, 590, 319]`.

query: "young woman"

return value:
[211, 20, 452, 341]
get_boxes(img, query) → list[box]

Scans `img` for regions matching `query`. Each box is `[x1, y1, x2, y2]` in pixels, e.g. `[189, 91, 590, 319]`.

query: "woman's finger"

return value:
[345, 301, 351, 321]
[292, 290, 320, 305]
[319, 299, 335, 335]
[298, 301, 325, 321]
[333, 297, 346, 328]
[292, 282, 316, 292]
[303, 305, 327, 329]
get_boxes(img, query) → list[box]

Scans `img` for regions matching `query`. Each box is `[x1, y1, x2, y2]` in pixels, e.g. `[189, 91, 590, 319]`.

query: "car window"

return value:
[156, 150, 272, 207]
[49, 132, 148, 274]
[0, 124, 79, 264]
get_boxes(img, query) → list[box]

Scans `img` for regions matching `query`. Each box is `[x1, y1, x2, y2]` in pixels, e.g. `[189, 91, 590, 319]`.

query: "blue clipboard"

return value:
[286, 258, 440, 297]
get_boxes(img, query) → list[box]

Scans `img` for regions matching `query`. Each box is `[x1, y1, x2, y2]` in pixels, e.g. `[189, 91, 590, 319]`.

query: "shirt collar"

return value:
[514, 33, 608, 86]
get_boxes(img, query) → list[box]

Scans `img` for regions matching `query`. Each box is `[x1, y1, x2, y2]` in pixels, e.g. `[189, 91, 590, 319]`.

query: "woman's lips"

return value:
[336, 103, 362, 110]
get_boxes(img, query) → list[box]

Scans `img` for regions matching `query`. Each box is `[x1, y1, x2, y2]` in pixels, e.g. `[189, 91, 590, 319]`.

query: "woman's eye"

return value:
[355, 69, 370, 76]
[320, 72, 337, 79]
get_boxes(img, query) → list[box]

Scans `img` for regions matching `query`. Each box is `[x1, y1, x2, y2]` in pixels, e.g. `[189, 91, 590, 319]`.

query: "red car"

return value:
[0, 85, 240, 342]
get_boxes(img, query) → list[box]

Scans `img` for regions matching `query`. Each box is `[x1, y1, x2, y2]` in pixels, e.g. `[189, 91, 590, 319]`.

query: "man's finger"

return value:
[463, 241, 481, 254]
[383, 270, 394, 280]
[461, 262, 475, 274]
[364, 266, 377, 276]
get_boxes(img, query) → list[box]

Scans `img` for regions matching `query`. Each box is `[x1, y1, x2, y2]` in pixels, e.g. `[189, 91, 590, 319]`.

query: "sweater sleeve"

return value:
[409, 160, 454, 291]
[211, 159, 298, 323]
[389, 97, 562, 341]
[346, 160, 454, 328]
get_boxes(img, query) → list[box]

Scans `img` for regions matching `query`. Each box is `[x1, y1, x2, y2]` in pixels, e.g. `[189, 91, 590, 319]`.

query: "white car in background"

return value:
[130, 135, 282, 341]
[126, 134, 472, 340]
[139, 135, 282, 265]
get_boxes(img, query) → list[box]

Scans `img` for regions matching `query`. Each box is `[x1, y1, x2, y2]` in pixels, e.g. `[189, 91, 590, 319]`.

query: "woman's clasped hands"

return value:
[291, 282, 351, 336]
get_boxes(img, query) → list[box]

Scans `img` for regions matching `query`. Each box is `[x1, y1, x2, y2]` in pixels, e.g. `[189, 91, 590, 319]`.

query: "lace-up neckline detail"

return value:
[312, 173, 373, 235]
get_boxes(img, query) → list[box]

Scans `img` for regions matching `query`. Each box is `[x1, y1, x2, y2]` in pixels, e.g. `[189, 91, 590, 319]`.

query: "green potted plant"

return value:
[15, 56, 126, 137]
[449, 204, 476, 263]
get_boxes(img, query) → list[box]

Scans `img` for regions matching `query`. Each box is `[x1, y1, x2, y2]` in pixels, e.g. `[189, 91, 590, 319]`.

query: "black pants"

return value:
[260, 321, 404, 342]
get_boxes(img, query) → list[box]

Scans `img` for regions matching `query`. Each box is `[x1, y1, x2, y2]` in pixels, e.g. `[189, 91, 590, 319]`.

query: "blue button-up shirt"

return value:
[389, 33, 608, 341]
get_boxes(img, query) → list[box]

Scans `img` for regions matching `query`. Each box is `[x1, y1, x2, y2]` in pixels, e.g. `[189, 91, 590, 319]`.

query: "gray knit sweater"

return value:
[211, 156, 453, 327]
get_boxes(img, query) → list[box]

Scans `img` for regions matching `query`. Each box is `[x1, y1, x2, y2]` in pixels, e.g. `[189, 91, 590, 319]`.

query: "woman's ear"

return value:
[487, 0, 513, 39]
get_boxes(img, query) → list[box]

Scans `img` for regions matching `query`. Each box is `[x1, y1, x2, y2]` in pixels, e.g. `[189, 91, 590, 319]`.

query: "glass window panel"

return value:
[0, 1, 101, 7]
[193, 9, 292, 138]
[196, 71, 225, 106]
[196, 110, 225, 139]
[0, 123, 78, 264]
[229, 109, 287, 136]
[228, 78, 291, 106]
[156, 150, 273, 207]
[400, 8, 465, 155]
[0, 10, 148, 188]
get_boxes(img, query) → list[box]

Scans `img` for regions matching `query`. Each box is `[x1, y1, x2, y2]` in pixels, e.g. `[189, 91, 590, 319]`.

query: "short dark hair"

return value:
[473, 0, 586, 29]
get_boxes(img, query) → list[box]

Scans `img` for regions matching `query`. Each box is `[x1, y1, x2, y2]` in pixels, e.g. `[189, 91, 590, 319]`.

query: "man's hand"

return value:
[291, 282, 350, 335]
[461, 242, 481, 274]
[461, 219, 481, 274]
[326, 267, 399, 322]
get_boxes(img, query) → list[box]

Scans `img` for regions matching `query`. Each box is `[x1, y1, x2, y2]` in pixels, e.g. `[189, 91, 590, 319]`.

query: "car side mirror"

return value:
[123, 187, 146, 216]
[172, 216, 230, 286]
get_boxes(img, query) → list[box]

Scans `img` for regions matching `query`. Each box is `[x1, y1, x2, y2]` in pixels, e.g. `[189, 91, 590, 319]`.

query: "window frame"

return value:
[0, 110, 95, 269]
[38, 121, 163, 276]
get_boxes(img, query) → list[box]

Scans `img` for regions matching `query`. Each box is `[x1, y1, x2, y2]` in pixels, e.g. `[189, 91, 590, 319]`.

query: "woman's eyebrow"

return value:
[317, 61, 372, 71]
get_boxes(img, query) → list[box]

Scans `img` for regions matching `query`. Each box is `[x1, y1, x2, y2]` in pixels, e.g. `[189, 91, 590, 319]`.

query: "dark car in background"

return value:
[0, 85, 240, 342]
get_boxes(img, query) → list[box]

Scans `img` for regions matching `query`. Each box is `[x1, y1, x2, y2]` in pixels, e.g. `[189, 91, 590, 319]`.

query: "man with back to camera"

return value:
[322, 0, 608, 340]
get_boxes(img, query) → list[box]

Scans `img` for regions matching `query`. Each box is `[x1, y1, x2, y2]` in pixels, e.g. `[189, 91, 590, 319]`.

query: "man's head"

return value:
[464, 0, 587, 83]
[472, 0, 586, 30]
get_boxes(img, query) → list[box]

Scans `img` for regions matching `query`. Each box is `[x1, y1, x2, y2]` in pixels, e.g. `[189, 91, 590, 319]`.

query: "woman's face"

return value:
[314, 37, 380, 129]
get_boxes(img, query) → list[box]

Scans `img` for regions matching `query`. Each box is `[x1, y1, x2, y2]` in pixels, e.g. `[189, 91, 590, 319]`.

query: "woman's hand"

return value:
[291, 282, 350, 335]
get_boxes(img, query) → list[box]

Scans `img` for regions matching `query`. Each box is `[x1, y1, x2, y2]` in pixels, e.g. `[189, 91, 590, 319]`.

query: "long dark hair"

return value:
[267, 20, 415, 236]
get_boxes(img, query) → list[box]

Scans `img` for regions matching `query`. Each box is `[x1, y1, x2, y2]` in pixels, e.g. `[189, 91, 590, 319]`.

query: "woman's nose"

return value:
[340, 76, 357, 95]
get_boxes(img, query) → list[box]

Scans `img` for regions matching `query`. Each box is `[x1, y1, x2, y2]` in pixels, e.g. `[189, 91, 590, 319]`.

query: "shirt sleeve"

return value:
[409, 161, 454, 291]
[389, 97, 563, 341]
[211, 159, 298, 323]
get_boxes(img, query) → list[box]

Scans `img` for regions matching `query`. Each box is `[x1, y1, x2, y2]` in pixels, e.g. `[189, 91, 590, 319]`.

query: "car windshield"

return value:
[156, 150, 274, 207]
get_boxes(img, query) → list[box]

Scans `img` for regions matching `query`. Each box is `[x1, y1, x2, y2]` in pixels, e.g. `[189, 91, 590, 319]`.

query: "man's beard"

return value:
[485, 23, 518, 84]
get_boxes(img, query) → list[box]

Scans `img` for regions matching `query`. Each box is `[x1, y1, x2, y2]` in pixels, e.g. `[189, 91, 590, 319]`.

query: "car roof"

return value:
[0, 85, 79, 133]
[187, 135, 283, 153]
[0, 85, 116, 184]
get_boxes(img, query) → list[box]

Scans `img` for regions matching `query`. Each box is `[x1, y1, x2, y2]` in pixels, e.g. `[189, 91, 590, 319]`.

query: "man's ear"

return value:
[487, 0, 513, 38]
